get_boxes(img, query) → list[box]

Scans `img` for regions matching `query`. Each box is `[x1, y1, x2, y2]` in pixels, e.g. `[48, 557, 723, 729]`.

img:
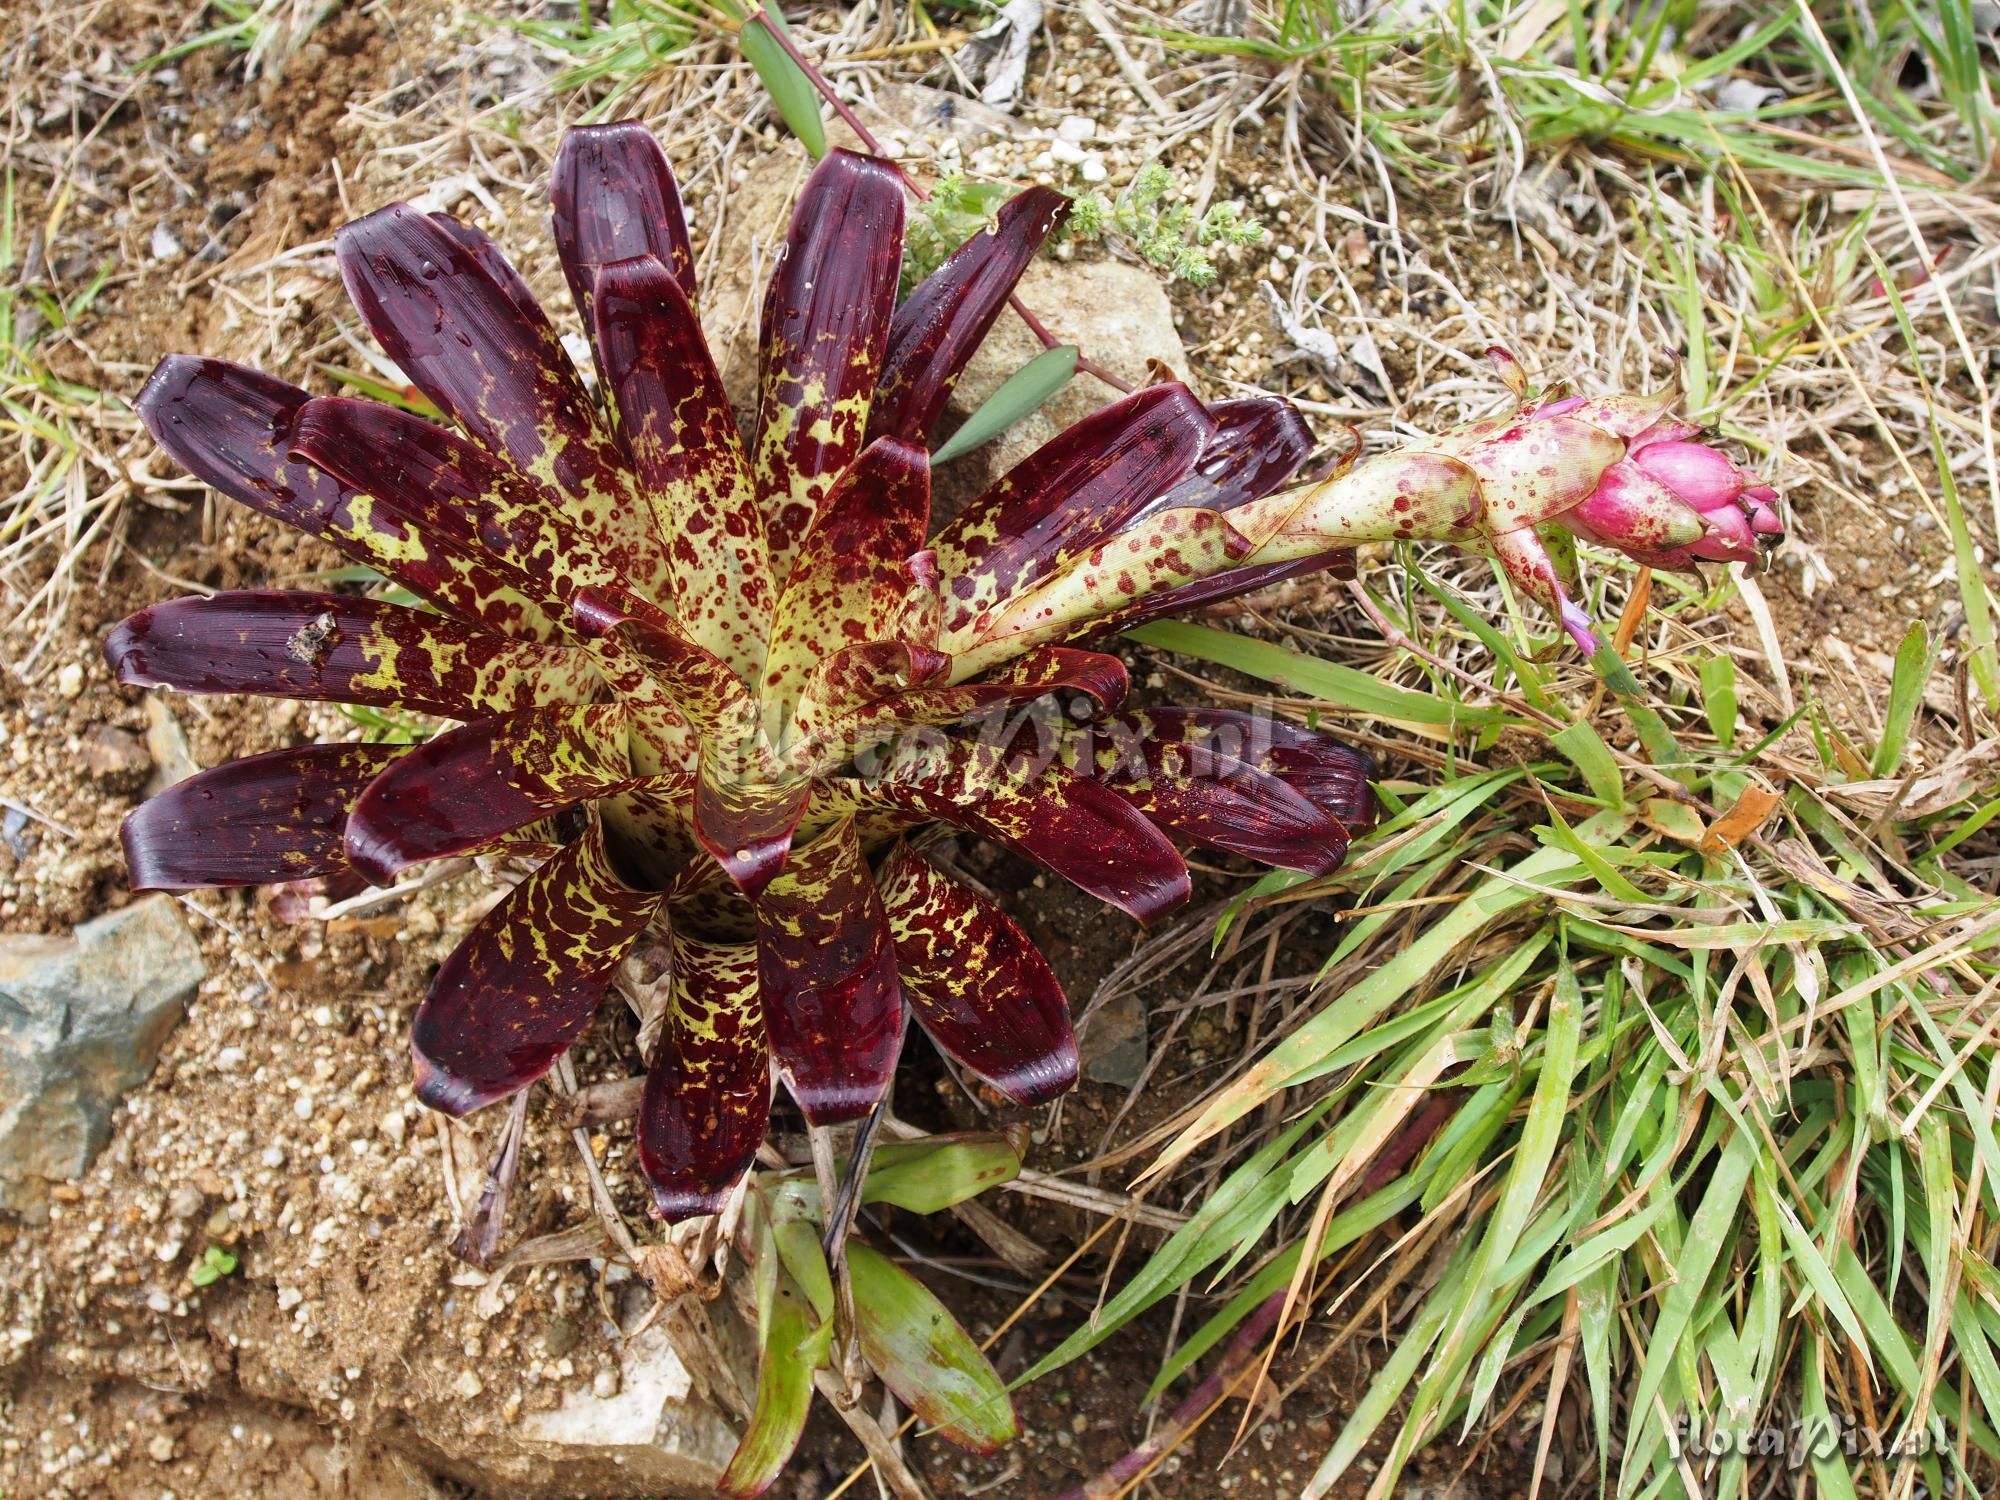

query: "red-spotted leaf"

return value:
[753, 150, 905, 577]
[412, 818, 662, 1115]
[107, 591, 602, 718]
[792, 639, 952, 757]
[121, 742, 404, 890]
[762, 436, 931, 720]
[870, 186, 1070, 447]
[638, 933, 771, 1222]
[291, 396, 620, 615]
[335, 204, 671, 603]
[951, 504, 1256, 672]
[755, 820, 904, 1125]
[134, 357, 559, 639]
[878, 846, 1074, 1105]
[1065, 717, 1350, 874]
[571, 585, 755, 739]
[1128, 708, 1376, 833]
[552, 121, 698, 330]
[931, 383, 1214, 635]
[345, 704, 639, 882]
[591, 254, 773, 679]
[1072, 549, 1351, 640]
[693, 736, 810, 900]
[847, 1243, 1017, 1453]
[853, 736, 1190, 923]
[830, 646, 1126, 766]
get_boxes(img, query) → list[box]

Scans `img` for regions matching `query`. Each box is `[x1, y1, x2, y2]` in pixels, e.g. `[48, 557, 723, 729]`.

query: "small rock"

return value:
[55, 662, 84, 699]
[378, 1109, 407, 1147]
[453, 1368, 485, 1399]
[504, 1319, 735, 1494]
[147, 1434, 176, 1463]
[1079, 990, 1149, 1088]
[82, 725, 152, 785]
[0, 897, 207, 1210]
[142, 697, 198, 793]
[149, 222, 184, 263]
[1056, 114, 1097, 143]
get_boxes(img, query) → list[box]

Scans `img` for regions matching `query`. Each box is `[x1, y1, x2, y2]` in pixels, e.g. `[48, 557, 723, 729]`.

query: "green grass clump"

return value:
[1012, 564, 2000, 1497]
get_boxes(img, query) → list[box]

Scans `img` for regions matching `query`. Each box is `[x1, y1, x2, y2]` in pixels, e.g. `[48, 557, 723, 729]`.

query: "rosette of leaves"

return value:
[109, 123, 1377, 1221]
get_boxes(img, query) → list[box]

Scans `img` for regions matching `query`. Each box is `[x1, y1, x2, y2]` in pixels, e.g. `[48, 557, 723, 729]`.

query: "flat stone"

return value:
[1079, 989, 1150, 1088]
[439, 1319, 739, 1498]
[0, 896, 206, 1211]
[928, 255, 1189, 527]
[82, 724, 152, 785]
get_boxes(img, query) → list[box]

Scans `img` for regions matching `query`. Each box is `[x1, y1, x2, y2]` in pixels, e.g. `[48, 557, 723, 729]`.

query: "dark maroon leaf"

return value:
[135, 357, 332, 525]
[871, 186, 1070, 447]
[121, 742, 404, 890]
[590, 255, 773, 677]
[412, 818, 662, 1116]
[931, 384, 1214, 634]
[754, 150, 906, 576]
[335, 204, 670, 602]
[1066, 716, 1350, 874]
[106, 591, 602, 718]
[638, 933, 771, 1221]
[344, 705, 640, 883]
[427, 213, 542, 325]
[127, 358, 553, 637]
[1120, 708, 1376, 833]
[852, 737, 1191, 923]
[878, 846, 1075, 1104]
[290, 395, 622, 612]
[553, 122, 698, 331]
[1137, 395, 1314, 517]
[755, 821, 904, 1124]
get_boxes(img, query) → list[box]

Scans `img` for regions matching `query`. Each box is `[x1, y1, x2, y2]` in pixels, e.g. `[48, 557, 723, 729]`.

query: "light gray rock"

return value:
[407, 1317, 739, 1499]
[929, 255, 1188, 526]
[1079, 989, 1150, 1089]
[0, 896, 206, 1211]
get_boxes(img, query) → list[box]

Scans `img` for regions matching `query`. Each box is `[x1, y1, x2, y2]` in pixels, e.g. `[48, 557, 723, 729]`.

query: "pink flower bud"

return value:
[1630, 439, 1750, 512]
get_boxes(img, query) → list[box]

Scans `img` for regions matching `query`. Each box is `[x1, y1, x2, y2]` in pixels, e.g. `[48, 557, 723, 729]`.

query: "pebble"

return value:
[55, 663, 83, 699]
[1056, 114, 1096, 142]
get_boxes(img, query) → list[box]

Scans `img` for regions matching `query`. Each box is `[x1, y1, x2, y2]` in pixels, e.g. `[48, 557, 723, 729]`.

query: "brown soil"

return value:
[0, 1, 1912, 1497]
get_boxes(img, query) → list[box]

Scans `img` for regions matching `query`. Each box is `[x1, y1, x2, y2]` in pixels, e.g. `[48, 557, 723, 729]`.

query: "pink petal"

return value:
[1631, 440, 1746, 512]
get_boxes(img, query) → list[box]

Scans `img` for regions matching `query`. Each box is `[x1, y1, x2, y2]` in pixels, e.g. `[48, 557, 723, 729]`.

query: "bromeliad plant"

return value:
[107, 122, 1778, 1229]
